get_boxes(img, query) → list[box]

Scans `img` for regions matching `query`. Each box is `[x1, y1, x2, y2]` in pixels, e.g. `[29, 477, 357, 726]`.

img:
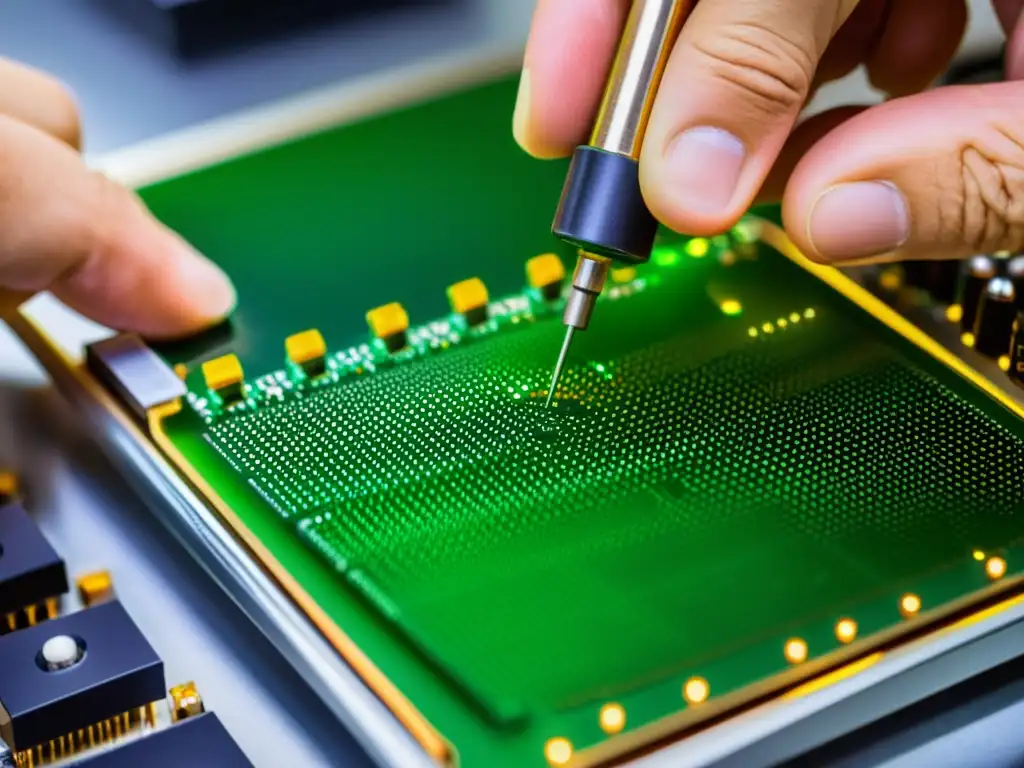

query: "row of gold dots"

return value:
[748, 307, 816, 338]
[543, 553, 1009, 766]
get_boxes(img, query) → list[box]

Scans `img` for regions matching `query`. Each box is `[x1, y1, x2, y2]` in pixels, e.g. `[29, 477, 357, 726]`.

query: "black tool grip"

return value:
[552, 146, 658, 264]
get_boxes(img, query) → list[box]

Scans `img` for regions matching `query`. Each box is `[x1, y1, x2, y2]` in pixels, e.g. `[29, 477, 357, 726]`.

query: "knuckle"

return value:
[952, 134, 1024, 253]
[691, 20, 814, 116]
[4, 62, 83, 148]
[44, 81, 81, 149]
[79, 171, 144, 265]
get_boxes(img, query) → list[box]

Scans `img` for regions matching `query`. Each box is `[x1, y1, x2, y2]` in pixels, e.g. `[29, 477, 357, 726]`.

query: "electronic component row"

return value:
[0, 494, 251, 766]
[199, 252, 568, 406]
[880, 255, 1024, 390]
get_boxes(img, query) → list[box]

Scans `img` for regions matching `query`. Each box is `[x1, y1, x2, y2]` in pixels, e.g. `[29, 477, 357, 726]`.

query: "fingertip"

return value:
[640, 127, 752, 237]
[516, 0, 627, 159]
[512, 68, 572, 159]
[0, 58, 82, 149]
[152, 234, 237, 339]
[52, 203, 237, 340]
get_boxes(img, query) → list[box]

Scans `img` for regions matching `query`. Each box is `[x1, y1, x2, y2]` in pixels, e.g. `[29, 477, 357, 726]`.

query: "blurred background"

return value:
[0, 2, 1011, 766]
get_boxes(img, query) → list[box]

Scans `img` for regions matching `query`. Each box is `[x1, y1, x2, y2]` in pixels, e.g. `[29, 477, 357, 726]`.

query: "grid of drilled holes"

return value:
[207, 304, 1024, 713]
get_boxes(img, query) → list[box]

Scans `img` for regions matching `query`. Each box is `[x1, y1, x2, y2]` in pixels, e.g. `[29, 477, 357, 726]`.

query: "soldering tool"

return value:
[544, 0, 689, 406]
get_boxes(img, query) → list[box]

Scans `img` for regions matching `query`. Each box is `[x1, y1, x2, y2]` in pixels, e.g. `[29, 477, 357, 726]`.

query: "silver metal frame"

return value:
[12, 39, 1024, 768]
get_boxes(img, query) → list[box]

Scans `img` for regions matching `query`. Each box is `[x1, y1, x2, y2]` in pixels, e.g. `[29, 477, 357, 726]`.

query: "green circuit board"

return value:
[138, 73, 1024, 767]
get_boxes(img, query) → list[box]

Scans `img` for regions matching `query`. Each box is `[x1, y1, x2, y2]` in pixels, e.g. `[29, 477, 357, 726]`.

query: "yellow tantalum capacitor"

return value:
[526, 253, 566, 300]
[0, 471, 17, 503]
[77, 570, 115, 607]
[611, 267, 637, 284]
[447, 278, 489, 326]
[169, 681, 205, 721]
[286, 329, 328, 377]
[366, 302, 410, 352]
[201, 354, 245, 403]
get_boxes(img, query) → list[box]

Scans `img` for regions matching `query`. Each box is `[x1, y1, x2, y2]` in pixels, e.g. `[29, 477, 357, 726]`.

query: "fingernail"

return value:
[664, 127, 746, 213]
[808, 181, 910, 261]
[176, 245, 236, 320]
[512, 68, 531, 148]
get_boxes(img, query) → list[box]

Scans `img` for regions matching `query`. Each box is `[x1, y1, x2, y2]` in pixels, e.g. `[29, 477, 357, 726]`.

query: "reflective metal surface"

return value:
[590, 0, 689, 158]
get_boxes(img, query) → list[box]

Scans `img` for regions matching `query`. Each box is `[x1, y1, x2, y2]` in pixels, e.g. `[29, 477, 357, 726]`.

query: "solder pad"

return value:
[132, 75, 1024, 767]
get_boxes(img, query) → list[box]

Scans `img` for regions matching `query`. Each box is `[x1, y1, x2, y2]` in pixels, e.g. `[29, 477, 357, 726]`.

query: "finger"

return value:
[0, 58, 80, 148]
[814, 0, 888, 85]
[993, 0, 1024, 35]
[781, 81, 1024, 264]
[0, 115, 235, 339]
[639, 0, 860, 237]
[1005, 3, 1024, 79]
[513, 0, 628, 158]
[864, 0, 968, 97]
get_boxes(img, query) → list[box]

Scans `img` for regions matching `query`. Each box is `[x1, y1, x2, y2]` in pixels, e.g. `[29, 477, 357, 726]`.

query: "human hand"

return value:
[513, 0, 1024, 266]
[0, 58, 234, 339]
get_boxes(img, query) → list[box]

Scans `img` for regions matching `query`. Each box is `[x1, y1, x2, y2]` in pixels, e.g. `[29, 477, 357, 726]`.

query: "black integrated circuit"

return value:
[0, 600, 165, 752]
[0, 503, 68, 633]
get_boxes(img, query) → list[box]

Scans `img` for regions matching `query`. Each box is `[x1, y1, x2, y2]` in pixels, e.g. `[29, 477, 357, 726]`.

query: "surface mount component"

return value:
[366, 303, 410, 353]
[526, 254, 567, 301]
[74, 712, 252, 767]
[0, 503, 69, 634]
[0, 474, 17, 507]
[0, 600, 164, 755]
[76, 571, 116, 609]
[447, 278, 490, 327]
[973, 277, 1016, 357]
[961, 255, 998, 335]
[286, 329, 328, 379]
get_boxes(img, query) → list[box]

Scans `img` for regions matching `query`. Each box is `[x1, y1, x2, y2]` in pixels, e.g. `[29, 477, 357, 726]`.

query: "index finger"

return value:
[0, 57, 80, 149]
[513, 0, 628, 159]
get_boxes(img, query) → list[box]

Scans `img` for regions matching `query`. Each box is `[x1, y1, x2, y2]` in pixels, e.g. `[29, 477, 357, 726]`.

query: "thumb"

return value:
[638, 0, 860, 236]
[783, 81, 1024, 263]
[0, 114, 235, 339]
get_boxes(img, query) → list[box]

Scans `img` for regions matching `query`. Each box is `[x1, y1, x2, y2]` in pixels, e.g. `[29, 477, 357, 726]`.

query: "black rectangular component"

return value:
[0, 503, 68, 615]
[75, 712, 252, 767]
[98, 0, 436, 59]
[0, 601, 165, 750]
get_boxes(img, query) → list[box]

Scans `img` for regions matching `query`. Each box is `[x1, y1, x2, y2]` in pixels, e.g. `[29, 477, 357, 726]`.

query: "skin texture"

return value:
[514, 0, 1024, 265]
[0, 57, 235, 340]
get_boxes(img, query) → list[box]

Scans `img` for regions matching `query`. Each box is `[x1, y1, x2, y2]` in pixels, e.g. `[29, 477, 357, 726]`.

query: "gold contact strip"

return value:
[14, 705, 157, 767]
[4, 598, 60, 634]
[146, 402, 454, 766]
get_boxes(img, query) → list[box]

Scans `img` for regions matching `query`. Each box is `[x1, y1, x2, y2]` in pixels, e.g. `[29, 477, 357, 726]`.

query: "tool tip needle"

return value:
[545, 326, 576, 408]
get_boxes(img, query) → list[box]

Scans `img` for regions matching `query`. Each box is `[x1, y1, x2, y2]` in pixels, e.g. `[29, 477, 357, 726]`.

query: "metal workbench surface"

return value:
[0, 1, 1016, 766]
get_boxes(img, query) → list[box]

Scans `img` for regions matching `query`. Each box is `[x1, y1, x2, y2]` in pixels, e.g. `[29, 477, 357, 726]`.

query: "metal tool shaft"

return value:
[590, 0, 690, 159]
[544, 327, 576, 408]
